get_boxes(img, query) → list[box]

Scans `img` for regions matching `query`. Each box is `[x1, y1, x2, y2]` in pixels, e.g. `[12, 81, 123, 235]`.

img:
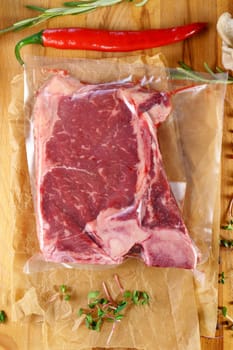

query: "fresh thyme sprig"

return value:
[171, 61, 233, 84]
[0, 0, 147, 35]
[78, 275, 149, 333]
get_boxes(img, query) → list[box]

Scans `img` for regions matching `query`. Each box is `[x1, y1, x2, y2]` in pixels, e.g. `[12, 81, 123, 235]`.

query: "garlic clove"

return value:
[217, 12, 233, 47]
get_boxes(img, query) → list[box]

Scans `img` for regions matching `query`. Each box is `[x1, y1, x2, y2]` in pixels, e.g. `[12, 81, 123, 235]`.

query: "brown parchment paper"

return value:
[7, 53, 225, 349]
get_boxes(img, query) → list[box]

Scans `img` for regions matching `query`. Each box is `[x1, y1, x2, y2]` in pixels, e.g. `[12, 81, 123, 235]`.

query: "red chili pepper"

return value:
[15, 23, 207, 65]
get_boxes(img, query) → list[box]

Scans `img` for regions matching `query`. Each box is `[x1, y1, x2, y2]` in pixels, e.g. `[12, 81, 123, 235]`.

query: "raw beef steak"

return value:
[32, 74, 197, 269]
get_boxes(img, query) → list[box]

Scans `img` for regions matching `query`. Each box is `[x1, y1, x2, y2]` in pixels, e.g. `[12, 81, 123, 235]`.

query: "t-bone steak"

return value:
[31, 74, 197, 269]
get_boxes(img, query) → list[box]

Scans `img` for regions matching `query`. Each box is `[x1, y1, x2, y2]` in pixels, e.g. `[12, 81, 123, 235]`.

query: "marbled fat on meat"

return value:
[32, 75, 197, 269]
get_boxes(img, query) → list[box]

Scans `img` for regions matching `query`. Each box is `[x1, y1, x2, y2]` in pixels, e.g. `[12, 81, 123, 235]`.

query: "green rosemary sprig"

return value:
[171, 61, 233, 84]
[0, 0, 147, 35]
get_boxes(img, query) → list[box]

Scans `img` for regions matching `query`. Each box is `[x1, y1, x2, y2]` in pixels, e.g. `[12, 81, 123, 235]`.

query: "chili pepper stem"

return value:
[15, 31, 43, 65]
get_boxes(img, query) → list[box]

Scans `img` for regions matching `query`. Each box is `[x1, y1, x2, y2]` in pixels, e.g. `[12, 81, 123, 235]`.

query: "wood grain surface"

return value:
[0, 1, 233, 349]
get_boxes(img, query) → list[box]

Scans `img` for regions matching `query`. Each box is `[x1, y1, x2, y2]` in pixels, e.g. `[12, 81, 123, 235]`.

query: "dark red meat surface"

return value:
[32, 75, 197, 268]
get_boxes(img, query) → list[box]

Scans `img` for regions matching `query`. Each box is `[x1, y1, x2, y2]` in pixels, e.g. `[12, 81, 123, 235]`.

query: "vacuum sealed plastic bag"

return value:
[23, 57, 198, 270]
[8, 54, 227, 347]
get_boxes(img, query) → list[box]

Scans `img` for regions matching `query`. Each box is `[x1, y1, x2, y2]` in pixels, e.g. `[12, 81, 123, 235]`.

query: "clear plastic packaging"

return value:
[8, 55, 227, 345]
[23, 56, 206, 271]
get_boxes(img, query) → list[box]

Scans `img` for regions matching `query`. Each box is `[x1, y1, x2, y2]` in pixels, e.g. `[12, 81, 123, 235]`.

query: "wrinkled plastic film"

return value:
[23, 56, 196, 270]
[22, 56, 226, 271]
[8, 54, 227, 344]
[170, 80, 226, 262]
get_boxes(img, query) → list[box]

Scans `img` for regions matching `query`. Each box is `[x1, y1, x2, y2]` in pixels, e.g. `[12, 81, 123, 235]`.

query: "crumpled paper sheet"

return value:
[14, 260, 199, 350]
[7, 53, 225, 349]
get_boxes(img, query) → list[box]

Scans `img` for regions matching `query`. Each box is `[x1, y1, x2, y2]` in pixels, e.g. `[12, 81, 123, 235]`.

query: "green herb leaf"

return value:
[114, 300, 127, 313]
[220, 239, 229, 248]
[115, 314, 124, 320]
[64, 294, 71, 301]
[97, 307, 105, 318]
[78, 308, 84, 316]
[94, 318, 103, 331]
[142, 292, 150, 304]
[85, 313, 93, 328]
[88, 291, 100, 299]
[220, 239, 233, 248]
[132, 290, 140, 304]
[123, 291, 132, 299]
[88, 301, 99, 309]
[222, 306, 228, 317]
[60, 284, 67, 293]
[221, 220, 233, 230]
[0, 311, 7, 323]
[26, 5, 47, 12]
[99, 298, 108, 305]
[218, 272, 226, 284]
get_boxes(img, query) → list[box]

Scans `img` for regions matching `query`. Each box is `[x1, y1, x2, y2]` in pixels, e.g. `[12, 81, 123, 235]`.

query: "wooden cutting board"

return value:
[0, 1, 233, 349]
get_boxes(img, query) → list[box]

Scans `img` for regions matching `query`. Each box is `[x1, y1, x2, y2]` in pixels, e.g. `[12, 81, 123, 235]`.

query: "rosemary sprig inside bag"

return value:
[171, 61, 233, 84]
[0, 0, 148, 35]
